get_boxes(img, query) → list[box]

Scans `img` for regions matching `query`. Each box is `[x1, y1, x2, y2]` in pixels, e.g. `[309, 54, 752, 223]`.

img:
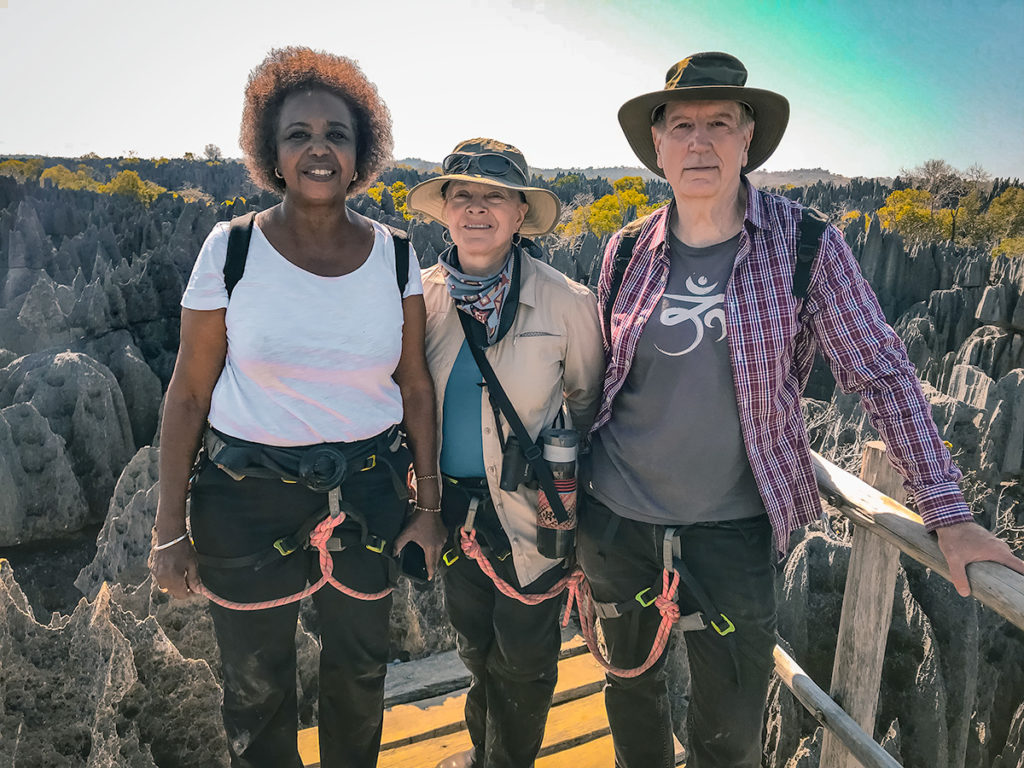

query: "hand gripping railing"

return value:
[775, 444, 1024, 768]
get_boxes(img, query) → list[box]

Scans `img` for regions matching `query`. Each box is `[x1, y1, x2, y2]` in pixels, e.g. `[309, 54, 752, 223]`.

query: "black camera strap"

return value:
[457, 310, 571, 525]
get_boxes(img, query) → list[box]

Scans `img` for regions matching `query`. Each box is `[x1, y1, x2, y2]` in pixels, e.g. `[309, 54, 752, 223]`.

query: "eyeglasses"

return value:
[442, 152, 529, 185]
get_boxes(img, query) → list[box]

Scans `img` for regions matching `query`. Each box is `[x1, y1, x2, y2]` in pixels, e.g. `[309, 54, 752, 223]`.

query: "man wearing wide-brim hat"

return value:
[578, 52, 1024, 768]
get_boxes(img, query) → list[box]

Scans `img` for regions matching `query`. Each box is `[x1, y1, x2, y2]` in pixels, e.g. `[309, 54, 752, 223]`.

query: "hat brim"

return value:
[406, 174, 561, 236]
[617, 86, 790, 176]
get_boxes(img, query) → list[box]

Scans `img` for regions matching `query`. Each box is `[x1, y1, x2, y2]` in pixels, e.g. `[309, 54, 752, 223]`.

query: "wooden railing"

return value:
[773, 442, 1024, 768]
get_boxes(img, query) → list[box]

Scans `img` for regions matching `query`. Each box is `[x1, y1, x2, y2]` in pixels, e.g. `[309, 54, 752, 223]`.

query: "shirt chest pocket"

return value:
[490, 330, 566, 427]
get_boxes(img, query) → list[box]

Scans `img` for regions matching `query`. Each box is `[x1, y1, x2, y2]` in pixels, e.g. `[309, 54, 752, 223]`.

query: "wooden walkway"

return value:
[298, 634, 685, 767]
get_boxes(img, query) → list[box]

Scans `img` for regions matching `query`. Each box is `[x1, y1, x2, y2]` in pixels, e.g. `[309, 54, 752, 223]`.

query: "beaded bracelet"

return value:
[153, 532, 189, 551]
[414, 504, 442, 514]
[415, 474, 440, 482]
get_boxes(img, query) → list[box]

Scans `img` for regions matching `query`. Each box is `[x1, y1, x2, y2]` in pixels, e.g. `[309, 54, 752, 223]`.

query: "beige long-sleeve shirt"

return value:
[422, 254, 604, 586]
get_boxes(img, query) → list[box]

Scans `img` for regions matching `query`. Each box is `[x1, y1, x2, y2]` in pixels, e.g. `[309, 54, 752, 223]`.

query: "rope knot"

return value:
[309, 512, 346, 551]
[460, 527, 482, 559]
[655, 593, 681, 623]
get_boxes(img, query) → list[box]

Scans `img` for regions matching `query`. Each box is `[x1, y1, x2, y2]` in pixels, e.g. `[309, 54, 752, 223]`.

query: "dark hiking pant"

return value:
[441, 480, 565, 768]
[190, 459, 407, 768]
[577, 495, 777, 768]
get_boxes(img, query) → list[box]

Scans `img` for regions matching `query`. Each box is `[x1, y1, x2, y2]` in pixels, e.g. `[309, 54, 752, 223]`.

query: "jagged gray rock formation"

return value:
[0, 351, 134, 521]
[0, 562, 229, 768]
[0, 401, 86, 545]
[75, 446, 160, 599]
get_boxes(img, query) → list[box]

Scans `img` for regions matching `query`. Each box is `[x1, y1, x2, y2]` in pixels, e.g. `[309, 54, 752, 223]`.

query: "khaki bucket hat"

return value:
[405, 138, 561, 236]
[618, 52, 790, 176]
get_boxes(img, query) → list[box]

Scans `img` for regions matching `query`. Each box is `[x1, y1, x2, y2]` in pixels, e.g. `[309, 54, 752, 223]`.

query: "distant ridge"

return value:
[393, 158, 881, 187]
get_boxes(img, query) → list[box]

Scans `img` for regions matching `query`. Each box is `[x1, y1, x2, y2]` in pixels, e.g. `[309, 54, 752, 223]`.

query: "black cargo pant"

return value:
[577, 495, 777, 768]
[190, 459, 407, 768]
[441, 480, 566, 768]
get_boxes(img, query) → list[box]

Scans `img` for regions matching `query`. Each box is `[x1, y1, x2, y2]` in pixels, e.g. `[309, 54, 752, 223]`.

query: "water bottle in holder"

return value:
[536, 427, 578, 559]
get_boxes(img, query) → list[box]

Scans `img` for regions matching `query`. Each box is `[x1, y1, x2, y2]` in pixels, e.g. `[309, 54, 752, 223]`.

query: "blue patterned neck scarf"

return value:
[439, 245, 517, 346]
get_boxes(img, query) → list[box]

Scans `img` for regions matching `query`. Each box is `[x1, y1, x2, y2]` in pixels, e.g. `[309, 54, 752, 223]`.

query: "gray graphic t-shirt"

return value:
[589, 230, 765, 524]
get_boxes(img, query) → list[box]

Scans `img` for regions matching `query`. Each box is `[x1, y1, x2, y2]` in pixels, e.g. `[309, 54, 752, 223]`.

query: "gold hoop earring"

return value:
[351, 170, 359, 182]
[274, 167, 284, 180]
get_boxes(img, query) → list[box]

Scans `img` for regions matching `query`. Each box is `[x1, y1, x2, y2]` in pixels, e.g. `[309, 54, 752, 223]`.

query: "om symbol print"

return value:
[655, 275, 726, 356]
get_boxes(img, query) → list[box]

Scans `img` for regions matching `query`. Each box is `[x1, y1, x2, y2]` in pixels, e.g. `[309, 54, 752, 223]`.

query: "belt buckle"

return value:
[274, 538, 297, 557]
[442, 549, 460, 566]
[365, 535, 387, 554]
[711, 613, 736, 636]
[361, 454, 377, 472]
[635, 587, 657, 608]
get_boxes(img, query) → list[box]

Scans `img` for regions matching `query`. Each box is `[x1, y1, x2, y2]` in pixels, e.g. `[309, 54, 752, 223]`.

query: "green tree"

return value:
[877, 188, 945, 242]
[993, 237, 1024, 258]
[389, 180, 410, 219]
[557, 176, 661, 239]
[987, 187, 1024, 240]
[40, 164, 102, 192]
[0, 158, 46, 182]
[101, 170, 166, 205]
[366, 182, 385, 205]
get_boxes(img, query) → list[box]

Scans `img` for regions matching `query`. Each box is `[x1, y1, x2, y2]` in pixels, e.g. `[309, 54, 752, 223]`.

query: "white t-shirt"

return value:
[181, 217, 423, 446]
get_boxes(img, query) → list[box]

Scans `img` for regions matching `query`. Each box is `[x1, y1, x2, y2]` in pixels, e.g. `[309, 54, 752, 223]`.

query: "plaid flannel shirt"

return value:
[593, 180, 973, 554]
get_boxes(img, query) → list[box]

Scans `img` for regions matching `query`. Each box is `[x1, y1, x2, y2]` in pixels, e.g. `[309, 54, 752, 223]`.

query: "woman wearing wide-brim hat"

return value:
[407, 139, 604, 768]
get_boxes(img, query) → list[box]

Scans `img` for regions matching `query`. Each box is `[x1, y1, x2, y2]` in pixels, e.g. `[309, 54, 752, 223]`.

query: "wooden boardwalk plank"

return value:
[300, 634, 602, 765]
[379, 650, 606, 749]
[535, 734, 615, 766]
[379, 691, 609, 768]
[298, 633, 678, 768]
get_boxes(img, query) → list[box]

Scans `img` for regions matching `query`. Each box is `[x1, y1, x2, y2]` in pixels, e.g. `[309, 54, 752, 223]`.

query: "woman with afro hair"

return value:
[151, 47, 445, 768]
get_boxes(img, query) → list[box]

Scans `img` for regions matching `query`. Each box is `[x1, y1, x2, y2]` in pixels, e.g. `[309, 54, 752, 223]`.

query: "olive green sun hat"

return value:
[618, 52, 790, 176]
[405, 138, 561, 236]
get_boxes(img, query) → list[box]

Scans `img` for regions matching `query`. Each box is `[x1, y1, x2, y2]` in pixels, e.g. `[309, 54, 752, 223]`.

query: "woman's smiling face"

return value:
[442, 180, 528, 272]
[274, 88, 359, 203]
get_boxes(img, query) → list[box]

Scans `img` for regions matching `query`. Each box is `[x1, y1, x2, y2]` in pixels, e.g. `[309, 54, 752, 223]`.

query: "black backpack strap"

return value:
[604, 214, 651, 338]
[385, 225, 410, 295]
[224, 211, 256, 300]
[792, 207, 828, 300]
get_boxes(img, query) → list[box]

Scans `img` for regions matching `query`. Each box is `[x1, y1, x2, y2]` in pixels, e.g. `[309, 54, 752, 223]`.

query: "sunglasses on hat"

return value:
[441, 152, 529, 185]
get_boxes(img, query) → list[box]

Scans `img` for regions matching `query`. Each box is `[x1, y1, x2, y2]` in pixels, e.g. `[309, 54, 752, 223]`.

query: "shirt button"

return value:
[483, 427, 491, 435]
[487, 466, 496, 475]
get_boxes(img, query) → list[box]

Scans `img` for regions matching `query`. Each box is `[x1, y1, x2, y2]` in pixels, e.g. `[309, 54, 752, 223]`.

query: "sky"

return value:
[1, 0, 1022, 179]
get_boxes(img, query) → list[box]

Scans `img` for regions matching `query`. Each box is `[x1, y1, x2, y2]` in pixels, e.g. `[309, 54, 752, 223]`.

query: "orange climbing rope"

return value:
[196, 493, 392, 610]
[458, 527, 573, 604]
[457, 521, 681, 679]
[564, 568, 681, 679]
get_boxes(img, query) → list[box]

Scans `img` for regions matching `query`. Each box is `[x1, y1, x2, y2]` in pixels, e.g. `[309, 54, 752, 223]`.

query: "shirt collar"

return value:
[741, 175, 769, 231]
[516, 248, 539, 308]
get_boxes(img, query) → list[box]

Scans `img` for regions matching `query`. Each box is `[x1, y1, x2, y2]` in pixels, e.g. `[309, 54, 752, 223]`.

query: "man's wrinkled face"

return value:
[652, 100, 754, 201]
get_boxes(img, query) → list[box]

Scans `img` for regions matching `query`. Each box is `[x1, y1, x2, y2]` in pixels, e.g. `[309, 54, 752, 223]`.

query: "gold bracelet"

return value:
[416, 474, 440, 482]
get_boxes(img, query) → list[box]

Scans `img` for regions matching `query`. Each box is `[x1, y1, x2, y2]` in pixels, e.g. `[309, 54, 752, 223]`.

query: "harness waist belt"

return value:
[204, 427, 398, 492]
